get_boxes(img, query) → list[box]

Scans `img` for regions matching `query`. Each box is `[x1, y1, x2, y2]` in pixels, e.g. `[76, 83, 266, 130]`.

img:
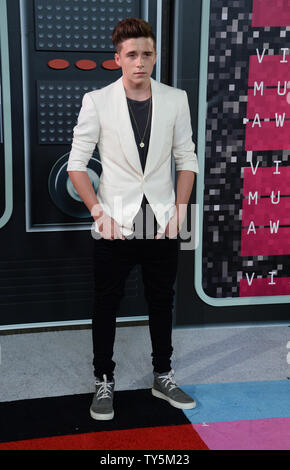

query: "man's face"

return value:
[114, 37, 157, 86]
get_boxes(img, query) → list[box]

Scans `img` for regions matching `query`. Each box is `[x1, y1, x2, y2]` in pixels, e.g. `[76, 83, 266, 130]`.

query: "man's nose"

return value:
[136, 56, 144, 67]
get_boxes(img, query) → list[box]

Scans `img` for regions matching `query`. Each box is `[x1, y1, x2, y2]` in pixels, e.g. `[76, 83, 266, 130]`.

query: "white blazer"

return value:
[67, 76, 199, 236]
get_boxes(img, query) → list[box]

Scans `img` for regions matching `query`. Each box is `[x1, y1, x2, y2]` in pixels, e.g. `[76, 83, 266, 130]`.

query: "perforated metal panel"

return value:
[37, 80, 108, 144]
[0, 0, 164, 328]
[34, 0, 140, 51]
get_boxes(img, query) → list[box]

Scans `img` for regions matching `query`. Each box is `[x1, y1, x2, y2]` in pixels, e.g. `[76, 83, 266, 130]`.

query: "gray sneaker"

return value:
[90, 374, 115, 420]
[152, 369, 196, 410]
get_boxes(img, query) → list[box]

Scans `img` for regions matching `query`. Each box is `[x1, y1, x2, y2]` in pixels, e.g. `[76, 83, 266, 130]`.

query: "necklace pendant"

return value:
[140, 142, 145, 148]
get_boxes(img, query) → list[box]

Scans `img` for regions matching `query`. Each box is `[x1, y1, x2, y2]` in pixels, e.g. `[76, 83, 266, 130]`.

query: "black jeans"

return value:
[92, 236, 179, 380]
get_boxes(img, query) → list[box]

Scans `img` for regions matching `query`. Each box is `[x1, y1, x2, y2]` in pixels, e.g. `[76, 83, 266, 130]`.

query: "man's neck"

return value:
[122, 76, 152, 101]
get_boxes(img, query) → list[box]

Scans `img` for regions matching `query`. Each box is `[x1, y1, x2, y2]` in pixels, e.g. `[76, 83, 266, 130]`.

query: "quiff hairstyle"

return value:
[112, 17, 156, 53]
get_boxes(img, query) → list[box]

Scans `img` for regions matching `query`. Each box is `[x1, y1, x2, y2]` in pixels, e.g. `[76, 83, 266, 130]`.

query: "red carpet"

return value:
[0, 424, 208, 450]
[0, 389, 208, 450]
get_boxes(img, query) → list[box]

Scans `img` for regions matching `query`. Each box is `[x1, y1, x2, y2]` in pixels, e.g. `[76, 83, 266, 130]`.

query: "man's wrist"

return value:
[91, 202, 103, 221]
[175, 203, 187, 227]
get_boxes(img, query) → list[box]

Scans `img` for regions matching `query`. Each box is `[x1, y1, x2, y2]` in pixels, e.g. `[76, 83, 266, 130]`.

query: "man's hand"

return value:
[154, 210, 181, 240]
[154, 204, 188, 240]
[96, 211, 125, 240]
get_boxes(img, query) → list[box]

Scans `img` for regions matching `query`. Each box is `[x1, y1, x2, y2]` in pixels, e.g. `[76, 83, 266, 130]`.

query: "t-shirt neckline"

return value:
[126, 96, 151, 104]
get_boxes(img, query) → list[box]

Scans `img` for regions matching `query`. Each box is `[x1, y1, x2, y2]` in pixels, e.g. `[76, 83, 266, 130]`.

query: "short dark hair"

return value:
[112, 17, 156, 53]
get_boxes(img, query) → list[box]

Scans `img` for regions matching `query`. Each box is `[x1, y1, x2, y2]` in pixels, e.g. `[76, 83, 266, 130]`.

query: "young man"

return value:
[67, 18, 199, 420]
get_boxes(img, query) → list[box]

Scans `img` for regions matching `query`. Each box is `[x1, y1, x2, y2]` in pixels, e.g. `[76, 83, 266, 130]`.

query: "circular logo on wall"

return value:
[48, 150, 102, 218]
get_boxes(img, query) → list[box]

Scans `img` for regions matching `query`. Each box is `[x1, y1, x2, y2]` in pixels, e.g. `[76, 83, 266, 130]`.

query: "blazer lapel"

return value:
[144, 78, 165, 178]
[113, 76, 165, 178]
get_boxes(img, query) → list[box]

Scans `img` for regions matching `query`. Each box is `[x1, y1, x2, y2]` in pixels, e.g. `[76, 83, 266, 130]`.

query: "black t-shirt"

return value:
[127, 97, 158, 237]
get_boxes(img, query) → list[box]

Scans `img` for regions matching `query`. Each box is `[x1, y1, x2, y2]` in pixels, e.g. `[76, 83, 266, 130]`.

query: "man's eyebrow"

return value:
[125, 50, 153, 55]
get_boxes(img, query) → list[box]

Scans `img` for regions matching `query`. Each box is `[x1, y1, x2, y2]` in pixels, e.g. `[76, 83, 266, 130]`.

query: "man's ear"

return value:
[114, 52, 120, 67]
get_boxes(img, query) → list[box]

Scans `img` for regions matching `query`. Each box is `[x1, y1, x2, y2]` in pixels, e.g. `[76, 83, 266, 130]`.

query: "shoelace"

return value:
[95, 374, 114, 400]
[157, 369, 178, 391]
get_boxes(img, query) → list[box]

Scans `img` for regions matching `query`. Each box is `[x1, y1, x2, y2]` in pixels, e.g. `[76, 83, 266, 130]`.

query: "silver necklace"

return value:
[127, 96, 152, 148]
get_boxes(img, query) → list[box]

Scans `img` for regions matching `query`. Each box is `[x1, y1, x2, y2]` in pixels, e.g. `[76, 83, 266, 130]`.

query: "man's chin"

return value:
[131, 75, 151, 85]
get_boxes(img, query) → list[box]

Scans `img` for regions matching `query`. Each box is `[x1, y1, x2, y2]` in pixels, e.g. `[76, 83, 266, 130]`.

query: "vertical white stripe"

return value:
[172, 0, 180, 87]
[141, 0, 149, 21]
[19, 0, 32, 232]
[155, 0, 162, 82]
[171, 0, 179, 179]
[0, 0, 13, 229]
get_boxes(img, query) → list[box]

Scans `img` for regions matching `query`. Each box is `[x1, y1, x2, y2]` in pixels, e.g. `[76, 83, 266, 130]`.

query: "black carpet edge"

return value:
[0, 388, 192, 443]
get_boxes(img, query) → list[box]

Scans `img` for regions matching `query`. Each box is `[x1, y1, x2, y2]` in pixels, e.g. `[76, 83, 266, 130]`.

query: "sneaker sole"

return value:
[151, 388, 196, 410]
[90, 407, 114, 421]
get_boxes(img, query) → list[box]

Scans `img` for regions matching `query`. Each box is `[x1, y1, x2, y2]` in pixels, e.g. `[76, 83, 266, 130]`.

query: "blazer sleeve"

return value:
[172, 90, 199, 173]
[66, 92, 100, 172]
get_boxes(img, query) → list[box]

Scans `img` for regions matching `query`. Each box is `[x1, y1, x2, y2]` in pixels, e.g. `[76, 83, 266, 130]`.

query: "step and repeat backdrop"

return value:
[180, 0, 290, 325]
[1, 0, 289, 328]
[0, 0, 160, 327]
